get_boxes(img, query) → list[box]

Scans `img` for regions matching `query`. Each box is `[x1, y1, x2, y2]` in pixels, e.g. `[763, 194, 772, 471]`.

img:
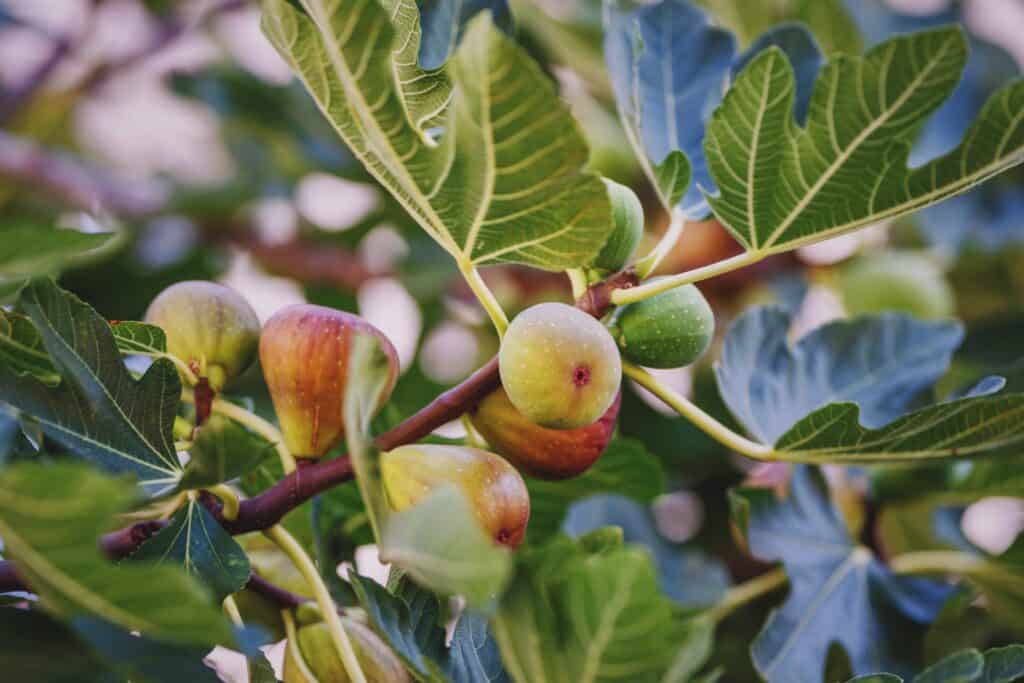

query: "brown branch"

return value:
[235, 234, 378, 292]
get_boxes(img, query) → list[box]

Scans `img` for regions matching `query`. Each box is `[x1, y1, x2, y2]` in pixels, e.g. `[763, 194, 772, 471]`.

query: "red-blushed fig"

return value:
[260, 304, 399, 459]
[469, 387, 620, 480]
[283, 617, 410, 683]
[499, 302, 621, 429]
[380, 444, 530, 548]
[144, 280, 260, 391]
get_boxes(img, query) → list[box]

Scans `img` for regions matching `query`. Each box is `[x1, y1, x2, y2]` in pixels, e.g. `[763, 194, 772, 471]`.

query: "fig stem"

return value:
[183, 389, 298, 475]
[282, 608, 322, 682]
[887, 550, 983, 576]
[265, 524, 368, 683]
[566, 268, 589, 300]
[623, 363, 773, 460]
[458, 259, 509, 336]
[706, 566, 787, 623]
[633, 206, 687, 279]
[208, 484, 240, 521]
[612, 250, 763, 306]
[222, 594, 244, 627]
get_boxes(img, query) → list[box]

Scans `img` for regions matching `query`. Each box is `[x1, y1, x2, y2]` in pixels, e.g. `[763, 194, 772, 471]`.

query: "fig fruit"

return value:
[380, 444, 530, 548]
[840, 251, 954, 319]
[592, 178, 644, 272]
[144, 280, 260, 391]
[609, 283, 714, 368]
[260, 304, 399, 458]
[284, 617, 409, 683]
[498, 302, 621, 429]
[470, 387, 620, 480]
[232, 534, 313, 640]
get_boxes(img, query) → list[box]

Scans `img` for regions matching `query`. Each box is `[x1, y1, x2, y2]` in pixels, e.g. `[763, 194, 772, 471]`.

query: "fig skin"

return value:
[283, 618, 410, 683]
[840, 250, 954, 319]
[260, 304, 399, 458]
[380, 444, 530, 548]
[610, 283, 714, 369]
[470, 387, 620, 480]
[499, 302, 622, 429]
[592, 178, 644, 272]
[144, 280, 260, 391]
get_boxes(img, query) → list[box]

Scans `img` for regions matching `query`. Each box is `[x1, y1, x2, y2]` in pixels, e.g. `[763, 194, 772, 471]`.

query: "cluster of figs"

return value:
[144, 186, 715, 679]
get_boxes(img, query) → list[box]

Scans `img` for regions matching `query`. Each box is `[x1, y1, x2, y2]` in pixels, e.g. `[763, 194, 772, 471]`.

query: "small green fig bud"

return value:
[260, 304, 399, 459]
[499, 302, 621, 429]
[470, 387, 620, 480]
[144, 280, 260, 391]
[380, 444, 530, 548]
[610, 283, 714, 368]
[840, 250, 954, 319]
[284, 618, 410, 683]
[592, 178, 644, 272]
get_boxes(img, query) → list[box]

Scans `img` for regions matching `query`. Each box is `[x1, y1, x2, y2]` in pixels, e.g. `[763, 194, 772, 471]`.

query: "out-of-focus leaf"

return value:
[716, 306, 964, 443]
[526, 437, 665, 542]
[351, 573, 510, 682]
[846, 644, 1024, 683]
[262, 1, 613, 270]
[417, 0, 513, 69]
[0, 225, 118, 295]
[129, 499, 251, 602]
[563, 493, 729, 607]
[0, 279, 182, 494]
[493, 534, 712, 683]
[0, 462, 233, 645]
[178, 415, 274, 489]
[697, 0, 861, 55]
[0, 608, 109, 683]
[731, 466, 951, 682]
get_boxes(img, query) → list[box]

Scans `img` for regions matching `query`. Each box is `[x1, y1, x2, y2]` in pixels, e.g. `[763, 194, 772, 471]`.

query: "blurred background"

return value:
[1, 0, 1023, 679]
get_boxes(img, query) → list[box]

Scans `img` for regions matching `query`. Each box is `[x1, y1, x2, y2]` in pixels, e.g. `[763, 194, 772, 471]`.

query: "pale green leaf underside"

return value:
[0, 462, 232, 646]
[262, 0, 612, 270]
[706, 27, 1024, 253]
[774, 395, 1024, 463]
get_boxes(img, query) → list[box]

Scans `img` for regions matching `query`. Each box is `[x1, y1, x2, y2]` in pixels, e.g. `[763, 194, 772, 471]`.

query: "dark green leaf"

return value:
[179, 415, 275, 489]
[0, 608, 109, 683]
[0, 309, 59, 384]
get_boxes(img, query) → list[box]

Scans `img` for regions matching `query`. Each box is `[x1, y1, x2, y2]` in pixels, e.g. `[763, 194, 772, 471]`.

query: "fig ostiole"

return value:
[499, 302, 621, 429]
[592, 178, 644, 272]
[470, 387, 620, 480]
[609, 282, 714, 369]
[144, 280, 260, 391]
[380, 444, 530, 548]
[259, 304, 399, 459]
[284, 617, 410, 683]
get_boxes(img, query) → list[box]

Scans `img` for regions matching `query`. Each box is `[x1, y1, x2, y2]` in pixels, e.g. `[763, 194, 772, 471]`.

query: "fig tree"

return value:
[144, 280, 260, 391]
[592, 178, 644, 272]
[470, 387, 620, 479]
[260, 304, 399, 458]
[840, 250, 954, 319]
[380, 444, 530, 547]
[609, 283, 714, 368]
[283, 617, 409, 683]
[498, 302, 621, 429]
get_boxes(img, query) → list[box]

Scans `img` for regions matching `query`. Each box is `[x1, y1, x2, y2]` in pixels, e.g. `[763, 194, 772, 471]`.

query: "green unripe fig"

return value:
[609, 283, 714, 368]
[260, 304, 399, 459]
[144, 280, 260, 391]
[840, 251, 954, 319]
[380, 444, 530, 548]
[592, 178, 644, 272]
[499, 302, 621, 429]
[284, 618, 410, 683]
[469, 387, 620, 480]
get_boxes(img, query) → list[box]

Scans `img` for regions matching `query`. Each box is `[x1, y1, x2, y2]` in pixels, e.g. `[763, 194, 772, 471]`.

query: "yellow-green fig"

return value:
[381, 444, 530, 548]
[470, 387, 620, 480]
[283, 618, 410, 683]
[499, 302, 621, 429]
[144, 280, 260, 391]
[260, 304, 399, 459]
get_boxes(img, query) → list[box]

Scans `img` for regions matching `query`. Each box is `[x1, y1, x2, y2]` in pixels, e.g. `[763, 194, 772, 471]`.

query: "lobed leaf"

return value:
[262, 0, 612, 271]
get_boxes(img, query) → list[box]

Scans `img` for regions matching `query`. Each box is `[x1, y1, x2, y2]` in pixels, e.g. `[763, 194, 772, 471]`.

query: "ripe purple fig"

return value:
[380, 444, 530, 548]
[283, 617, 409, 683]
[144, 280, 260, 391]
[470, 387, 620, 480]
[260, 304, 399, 459]
[499, 302, 621, 429]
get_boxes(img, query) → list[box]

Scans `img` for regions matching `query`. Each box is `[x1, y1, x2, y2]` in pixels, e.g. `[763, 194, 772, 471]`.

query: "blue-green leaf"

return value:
[417, 0, 513, 69]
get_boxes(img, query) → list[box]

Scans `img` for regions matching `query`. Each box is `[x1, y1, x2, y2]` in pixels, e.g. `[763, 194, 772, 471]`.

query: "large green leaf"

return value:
[0, 280, 182, 493]
[0, 225, 118, 297]
[261, 0, 612, 270]
[0, 309, 59, 384]
[705, 27, 1024, 254]
[130, 498, 251, 602]
[492, 534, 711, 683]
[0, 462, 233, 645]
